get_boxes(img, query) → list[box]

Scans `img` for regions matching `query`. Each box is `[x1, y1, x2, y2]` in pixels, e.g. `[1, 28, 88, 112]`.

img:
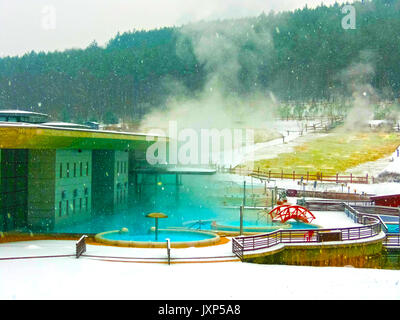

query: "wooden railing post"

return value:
[166, 238, 171, 265]
[76, 235, 88, 259]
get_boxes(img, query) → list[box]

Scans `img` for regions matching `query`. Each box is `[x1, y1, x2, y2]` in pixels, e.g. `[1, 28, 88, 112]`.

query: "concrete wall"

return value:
[243, 237, 384, 267]
[54, 149, 92, 228]
[0, 149, 28, 231]
[28, 149, 92, 231]
[27, 150, 56, 230]
[92, 150, 128, 215]
[2, 146, 137, 231]
[114, 150, 129, 212]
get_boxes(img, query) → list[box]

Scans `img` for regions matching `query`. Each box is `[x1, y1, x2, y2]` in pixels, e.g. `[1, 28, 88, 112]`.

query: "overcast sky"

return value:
[0, 0, 351, 57]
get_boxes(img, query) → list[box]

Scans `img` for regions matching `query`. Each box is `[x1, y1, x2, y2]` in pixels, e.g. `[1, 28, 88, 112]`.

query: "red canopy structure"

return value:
[268, 205, 316, 224]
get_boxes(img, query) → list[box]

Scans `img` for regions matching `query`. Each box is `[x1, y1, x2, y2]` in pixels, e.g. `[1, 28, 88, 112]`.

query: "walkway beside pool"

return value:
[0, 239, 239, 263]
[0, 210, 362, 264]
[1, 240, 399, 300]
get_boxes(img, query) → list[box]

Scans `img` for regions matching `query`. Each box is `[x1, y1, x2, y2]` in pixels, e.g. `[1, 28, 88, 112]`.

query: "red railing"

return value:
[232, 202, 384, 260]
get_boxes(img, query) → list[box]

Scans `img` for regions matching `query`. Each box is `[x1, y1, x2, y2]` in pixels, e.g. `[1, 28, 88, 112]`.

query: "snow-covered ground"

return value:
[0, 240, 399, 300]
[212, 119, 322, 168]
[0, 208, 389, 300]
[1, 120, 399, 300]
[381, 147, 400, 175]
[346, 146, 400, 178]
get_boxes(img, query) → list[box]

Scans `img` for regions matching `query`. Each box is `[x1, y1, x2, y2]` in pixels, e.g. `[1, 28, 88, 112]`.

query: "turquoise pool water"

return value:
[184, 215, 318, 232]
[387, 224, 399, 233]
[100, 230, 216, 242]
[219, 219, 318, 229]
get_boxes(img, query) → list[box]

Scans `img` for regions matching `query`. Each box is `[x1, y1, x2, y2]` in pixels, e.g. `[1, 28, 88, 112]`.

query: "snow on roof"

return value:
[42, 121, 91, 129]
[0, 109, 49, 117]
[0, 121, 166, 138]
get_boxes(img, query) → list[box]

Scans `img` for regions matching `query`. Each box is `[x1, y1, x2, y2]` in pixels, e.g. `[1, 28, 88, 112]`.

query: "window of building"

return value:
[60, 163, 63, 178]
[73, 163, 76, 177]
[86, 162, 89, 176]
[73, 199, 76, 213]
[79, 198, 82, 211]
[59, 201, 62, 217]
[66, 163, 70, 178]
[66, 200, 69, 215]
[80, 162, 83, 176]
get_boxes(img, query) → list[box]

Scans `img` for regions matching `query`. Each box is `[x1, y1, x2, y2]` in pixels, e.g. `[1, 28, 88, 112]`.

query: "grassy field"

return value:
[250, 130, 400, 176]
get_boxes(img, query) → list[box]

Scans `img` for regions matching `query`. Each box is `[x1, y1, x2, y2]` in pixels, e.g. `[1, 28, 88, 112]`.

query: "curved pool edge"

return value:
[212, 222, 320, 234]
[94, 229, 221, 248]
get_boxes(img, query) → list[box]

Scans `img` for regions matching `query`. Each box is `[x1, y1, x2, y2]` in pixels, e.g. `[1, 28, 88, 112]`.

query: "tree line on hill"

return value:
[0, 0, 399, 124]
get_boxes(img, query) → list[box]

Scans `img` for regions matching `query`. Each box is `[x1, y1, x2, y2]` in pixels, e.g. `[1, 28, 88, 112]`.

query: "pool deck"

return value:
[0, 239, 240, 263]
[0, 210, 366, 263]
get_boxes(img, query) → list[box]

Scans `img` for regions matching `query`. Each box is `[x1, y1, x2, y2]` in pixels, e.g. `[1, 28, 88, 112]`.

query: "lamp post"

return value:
[240, 181, 246, 235]
[146, 212, 168, 241]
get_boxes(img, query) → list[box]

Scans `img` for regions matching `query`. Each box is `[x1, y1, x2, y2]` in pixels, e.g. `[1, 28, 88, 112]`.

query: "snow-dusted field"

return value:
[222, 172, 400, 197]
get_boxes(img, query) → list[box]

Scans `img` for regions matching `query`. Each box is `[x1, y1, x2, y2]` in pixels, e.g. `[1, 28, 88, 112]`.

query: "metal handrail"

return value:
[384, 233, 400, 248]
[232, 202, 385, 259]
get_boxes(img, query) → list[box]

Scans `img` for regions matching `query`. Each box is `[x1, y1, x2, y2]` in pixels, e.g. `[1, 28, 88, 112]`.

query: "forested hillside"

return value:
[0, 0, 399, 123]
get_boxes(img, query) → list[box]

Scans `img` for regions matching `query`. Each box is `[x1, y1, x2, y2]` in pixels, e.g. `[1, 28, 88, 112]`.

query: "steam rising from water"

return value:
[337, 52, 379, 131]
[140, 19, 278, 133]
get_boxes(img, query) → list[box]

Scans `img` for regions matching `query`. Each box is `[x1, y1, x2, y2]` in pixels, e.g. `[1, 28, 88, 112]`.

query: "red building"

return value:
[370, 194, 400, 208]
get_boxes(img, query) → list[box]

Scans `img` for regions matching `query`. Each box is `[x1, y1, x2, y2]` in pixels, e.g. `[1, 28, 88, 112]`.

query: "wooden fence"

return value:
[286, 189, 372, 201]
[225, 167, 371, 184]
